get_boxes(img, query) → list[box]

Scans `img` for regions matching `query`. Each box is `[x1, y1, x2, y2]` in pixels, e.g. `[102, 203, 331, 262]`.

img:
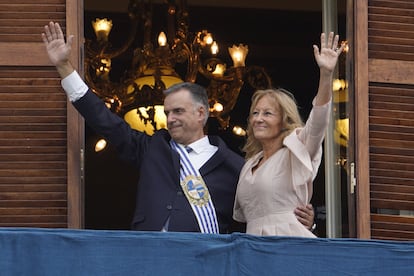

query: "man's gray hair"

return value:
[164, 82, 210, 125]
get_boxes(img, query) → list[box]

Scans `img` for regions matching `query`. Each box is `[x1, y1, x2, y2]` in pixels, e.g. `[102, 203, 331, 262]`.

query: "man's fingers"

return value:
[55, 22, 65, 40]
[296, 216, 306, 224]
[41, 33, 48, 46]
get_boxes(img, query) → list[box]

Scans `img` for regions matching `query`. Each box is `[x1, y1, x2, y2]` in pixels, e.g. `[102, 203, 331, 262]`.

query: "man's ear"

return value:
[197, 105, 207, 123]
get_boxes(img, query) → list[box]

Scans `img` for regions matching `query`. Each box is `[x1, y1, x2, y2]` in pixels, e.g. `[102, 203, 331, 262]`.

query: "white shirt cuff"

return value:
[61, 70, 89, 102]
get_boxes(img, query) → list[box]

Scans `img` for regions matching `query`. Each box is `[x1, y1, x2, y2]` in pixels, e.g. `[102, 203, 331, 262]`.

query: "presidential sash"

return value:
[171, 140, 219, 234]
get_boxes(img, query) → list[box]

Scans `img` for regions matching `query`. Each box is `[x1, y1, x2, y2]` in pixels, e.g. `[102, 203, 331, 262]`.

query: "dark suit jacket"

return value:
[73, 90, 245, 233]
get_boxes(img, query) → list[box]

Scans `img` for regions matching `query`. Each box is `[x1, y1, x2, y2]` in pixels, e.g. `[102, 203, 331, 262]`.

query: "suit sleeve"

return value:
[72, 89, 150, 168]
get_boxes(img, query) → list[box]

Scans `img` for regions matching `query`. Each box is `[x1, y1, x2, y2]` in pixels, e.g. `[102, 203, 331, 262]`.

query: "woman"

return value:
[233, 32, 345, 237]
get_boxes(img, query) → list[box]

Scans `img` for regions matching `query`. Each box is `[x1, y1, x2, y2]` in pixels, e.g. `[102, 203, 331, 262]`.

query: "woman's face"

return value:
[250, 94, 284, 142]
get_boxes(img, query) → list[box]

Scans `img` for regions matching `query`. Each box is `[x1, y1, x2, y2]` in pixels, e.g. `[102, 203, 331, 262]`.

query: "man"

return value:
[42, 21, 314, 234]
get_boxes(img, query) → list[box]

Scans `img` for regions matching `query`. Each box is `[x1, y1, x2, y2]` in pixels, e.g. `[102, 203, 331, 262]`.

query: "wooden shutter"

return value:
[0, 0, 83, 228]
[354, 0, 414, 240]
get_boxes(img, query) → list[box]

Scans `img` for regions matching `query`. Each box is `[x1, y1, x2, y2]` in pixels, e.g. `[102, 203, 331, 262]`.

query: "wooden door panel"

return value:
[354, 0, 414, 240]
[0, 0, 83, 228]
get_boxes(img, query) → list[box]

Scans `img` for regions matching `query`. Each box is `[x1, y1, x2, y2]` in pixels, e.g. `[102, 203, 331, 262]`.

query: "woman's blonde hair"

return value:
[243, 88, 304, 159]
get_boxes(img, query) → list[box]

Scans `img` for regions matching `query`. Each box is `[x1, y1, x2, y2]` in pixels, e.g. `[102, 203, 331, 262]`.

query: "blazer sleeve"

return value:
[72, 89, 150, 168]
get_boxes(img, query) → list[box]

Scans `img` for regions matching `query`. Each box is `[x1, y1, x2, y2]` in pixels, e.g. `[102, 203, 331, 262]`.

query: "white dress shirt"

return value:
[178, 136, 218, 171]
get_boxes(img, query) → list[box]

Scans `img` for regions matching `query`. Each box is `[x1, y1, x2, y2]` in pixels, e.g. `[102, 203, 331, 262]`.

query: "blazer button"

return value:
[166, 205, 173, 210]
[177, 191, 183, 196]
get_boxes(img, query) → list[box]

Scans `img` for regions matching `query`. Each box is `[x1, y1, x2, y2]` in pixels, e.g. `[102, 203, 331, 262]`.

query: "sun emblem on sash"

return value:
[181, 175, 210, 206]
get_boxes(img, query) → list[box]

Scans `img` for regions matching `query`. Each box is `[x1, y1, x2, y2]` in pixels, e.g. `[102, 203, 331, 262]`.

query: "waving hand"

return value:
[313, 32, 345, 74]
[41, 22, 74, 78]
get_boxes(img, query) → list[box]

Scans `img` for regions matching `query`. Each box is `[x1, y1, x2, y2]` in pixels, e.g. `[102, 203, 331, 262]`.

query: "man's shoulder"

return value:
[153, 128, 170, 138]
[207, 135, 244, 163]
[207, 135, 231, 150]
[147, 129, 173, 147]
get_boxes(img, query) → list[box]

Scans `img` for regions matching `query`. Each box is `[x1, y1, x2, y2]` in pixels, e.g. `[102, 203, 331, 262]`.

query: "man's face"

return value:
[164, 89, 205, 145]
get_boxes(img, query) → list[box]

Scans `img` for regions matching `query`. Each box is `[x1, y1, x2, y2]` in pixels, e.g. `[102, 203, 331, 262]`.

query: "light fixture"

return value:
[91, 18, 112, 42]
[85, 0, 272, 137]
[232, 126, 247, 137]
[94, 138, 107, 152]
[332, 40, 349, 170]
[333, 78, 349, 148]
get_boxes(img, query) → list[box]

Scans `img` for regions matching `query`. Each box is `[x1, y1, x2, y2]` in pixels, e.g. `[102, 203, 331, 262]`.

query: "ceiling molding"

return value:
[85, 0, 331, 13]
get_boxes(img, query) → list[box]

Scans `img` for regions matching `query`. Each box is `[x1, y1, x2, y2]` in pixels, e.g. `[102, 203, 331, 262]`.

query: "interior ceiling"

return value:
[85, 0, 329, 13]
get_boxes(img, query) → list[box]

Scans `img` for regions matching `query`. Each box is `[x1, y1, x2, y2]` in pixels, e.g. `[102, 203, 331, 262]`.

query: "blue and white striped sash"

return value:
[171, 140, 219, 234]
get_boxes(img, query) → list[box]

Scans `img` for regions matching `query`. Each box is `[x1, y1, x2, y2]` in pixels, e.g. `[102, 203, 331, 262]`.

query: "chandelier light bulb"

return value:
[333, 79, 342, 91]
[342, 41, 349, 53]
[232, 126, 246, 136]
[203, 33, 213, 45]
[228, 44, 248, 67]
[92, 18, 113, 42]
[213, 102, 224, 112]
[333, 78, 348, 91]
[212, 63, 226, 76]
[95, 139, 107, 152]
[211, 41, 219, 55]
[158, 31, 167, 47]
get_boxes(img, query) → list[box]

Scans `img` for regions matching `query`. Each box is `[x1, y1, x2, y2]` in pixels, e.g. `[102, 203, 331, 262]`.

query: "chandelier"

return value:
[85, 0, 272, 136]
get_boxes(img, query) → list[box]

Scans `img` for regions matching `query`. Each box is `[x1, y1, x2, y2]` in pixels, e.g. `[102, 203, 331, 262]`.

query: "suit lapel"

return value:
[199, 136, 224, 176]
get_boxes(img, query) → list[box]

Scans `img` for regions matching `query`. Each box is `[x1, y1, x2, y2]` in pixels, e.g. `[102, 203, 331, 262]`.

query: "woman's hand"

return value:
[313, 32, 345, 75]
